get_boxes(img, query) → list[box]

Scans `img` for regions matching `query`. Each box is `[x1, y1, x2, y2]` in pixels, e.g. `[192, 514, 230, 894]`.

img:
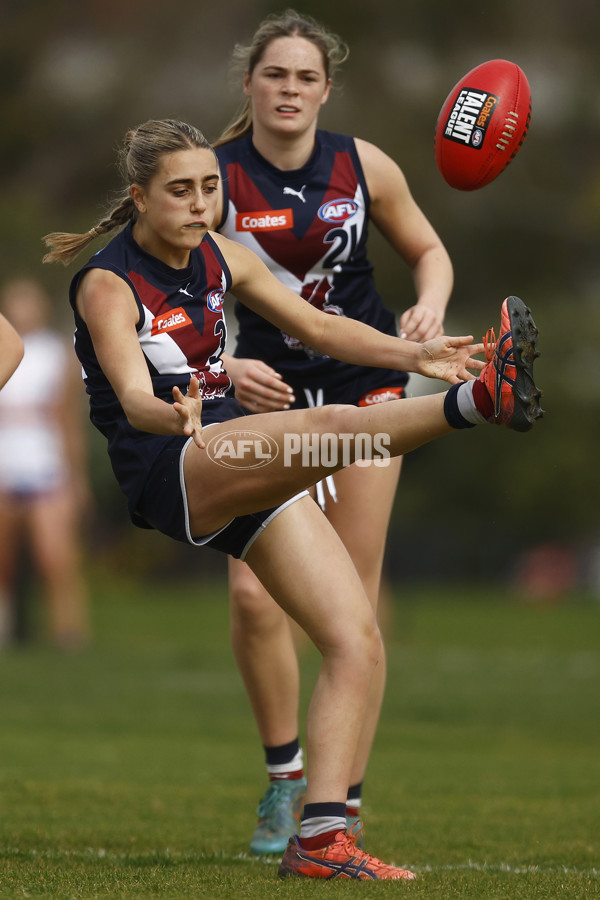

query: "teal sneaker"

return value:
[250, 777, 307, 855]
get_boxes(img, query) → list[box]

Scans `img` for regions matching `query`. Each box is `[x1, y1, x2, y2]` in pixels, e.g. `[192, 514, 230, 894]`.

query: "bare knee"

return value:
[321, 612, 382, 678]
[229, 563, 287, 638]
[359, 620, 383, 672]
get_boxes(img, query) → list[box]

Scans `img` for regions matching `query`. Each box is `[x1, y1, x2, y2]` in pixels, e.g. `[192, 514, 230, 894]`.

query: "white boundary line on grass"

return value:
[2, 848, 598, 877]
[217, 854, 600, 876]
[418, 860, 600, 876]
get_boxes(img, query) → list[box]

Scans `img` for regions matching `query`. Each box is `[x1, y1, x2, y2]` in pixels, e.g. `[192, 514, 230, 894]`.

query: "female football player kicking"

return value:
[43, 118, 542, 881]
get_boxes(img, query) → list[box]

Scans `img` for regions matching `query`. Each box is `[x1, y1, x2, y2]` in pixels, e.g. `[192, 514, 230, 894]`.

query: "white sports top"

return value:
[0, 329, 70, 494]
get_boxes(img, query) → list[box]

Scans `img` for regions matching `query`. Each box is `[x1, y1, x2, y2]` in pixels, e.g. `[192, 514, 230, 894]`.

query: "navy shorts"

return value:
[280, 365, 407, 410]
[133, 433, 308, 560]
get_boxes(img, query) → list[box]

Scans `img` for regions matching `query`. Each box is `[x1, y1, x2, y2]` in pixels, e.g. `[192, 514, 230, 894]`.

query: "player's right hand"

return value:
[173, 377, 205, 448]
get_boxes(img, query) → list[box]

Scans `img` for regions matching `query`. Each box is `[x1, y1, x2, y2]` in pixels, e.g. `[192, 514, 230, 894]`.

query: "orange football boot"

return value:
[479, 295, 543, 431]
[278, 821, 416, 881]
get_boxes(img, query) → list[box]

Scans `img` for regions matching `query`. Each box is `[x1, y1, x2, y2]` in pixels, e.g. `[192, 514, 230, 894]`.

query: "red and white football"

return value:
[434, 59, 531, 190]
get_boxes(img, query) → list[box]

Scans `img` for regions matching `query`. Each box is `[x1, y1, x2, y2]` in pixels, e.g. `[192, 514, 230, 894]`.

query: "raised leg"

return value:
[183, 393, 450, 536]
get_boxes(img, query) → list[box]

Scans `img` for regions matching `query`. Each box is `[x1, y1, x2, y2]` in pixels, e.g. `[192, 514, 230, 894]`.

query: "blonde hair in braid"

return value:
[42, 195, 135, 266]
[43, 119, 214, 266]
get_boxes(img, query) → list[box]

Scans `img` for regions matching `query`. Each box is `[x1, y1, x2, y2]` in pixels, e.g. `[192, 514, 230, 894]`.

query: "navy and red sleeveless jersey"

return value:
[69, 224, 245, 517]
[216, 130, 398, 388]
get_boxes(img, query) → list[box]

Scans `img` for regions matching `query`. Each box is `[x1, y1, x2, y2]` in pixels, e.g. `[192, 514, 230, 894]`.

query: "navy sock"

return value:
[264, 738, 299, 767]
[264, 738, 304, 780]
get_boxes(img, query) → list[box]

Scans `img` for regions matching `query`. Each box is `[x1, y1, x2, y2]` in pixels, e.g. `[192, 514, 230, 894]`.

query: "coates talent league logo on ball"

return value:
[442, 88, 499, 148]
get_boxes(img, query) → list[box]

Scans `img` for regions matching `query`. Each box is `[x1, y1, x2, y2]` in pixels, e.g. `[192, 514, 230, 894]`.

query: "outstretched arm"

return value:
[75, 269, 205, 447]
[215, 234, 481, 385]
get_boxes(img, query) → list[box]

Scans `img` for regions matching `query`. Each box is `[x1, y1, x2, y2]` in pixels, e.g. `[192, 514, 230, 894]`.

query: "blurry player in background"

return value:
[214, 9, 454, 854]
[0, 278, 92, 649]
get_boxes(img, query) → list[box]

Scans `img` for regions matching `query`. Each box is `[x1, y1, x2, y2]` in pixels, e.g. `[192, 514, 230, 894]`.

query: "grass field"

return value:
[0, 568, 598, 898]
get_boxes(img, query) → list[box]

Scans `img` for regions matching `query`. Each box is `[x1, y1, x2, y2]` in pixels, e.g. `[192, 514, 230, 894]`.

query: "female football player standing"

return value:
[42, 117, 541, 880]
[0, 279, 91, 649]
[214, 10, 454, 853]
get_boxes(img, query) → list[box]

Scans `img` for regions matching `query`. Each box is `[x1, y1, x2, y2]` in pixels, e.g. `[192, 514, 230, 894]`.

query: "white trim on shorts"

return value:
[236, 491, 309, 561]
[179, 433, 308, 561]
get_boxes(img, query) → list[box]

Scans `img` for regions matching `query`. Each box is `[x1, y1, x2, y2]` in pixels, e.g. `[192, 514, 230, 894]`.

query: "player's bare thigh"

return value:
[183, 405, 352, 535]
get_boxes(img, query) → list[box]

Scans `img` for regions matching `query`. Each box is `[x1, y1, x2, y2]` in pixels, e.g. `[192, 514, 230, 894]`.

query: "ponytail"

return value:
[42, 194, 135, 266]
[43, 119, 213, 266]
[214, 103, 253, 148]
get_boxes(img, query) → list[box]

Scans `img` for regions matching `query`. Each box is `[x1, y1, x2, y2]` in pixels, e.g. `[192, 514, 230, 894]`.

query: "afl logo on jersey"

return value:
[318, 198, 359, 223]
[206, 290, 225, 312]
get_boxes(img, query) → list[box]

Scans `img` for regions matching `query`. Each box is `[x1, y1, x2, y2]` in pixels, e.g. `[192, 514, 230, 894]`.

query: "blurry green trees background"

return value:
[2, 0, 599, 582]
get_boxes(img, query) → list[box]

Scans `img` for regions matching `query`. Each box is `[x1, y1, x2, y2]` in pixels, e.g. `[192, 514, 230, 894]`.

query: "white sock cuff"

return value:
[299, 815, 347, 838]
[457, 380, 487, 425]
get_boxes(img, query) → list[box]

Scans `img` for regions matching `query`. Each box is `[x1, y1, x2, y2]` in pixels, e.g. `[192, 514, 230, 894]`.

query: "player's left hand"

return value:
[399, 304, 444, 342]
[418, 335, 485, 384]
[173, 376, 205, 448]
[228, 357, 295, 412]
